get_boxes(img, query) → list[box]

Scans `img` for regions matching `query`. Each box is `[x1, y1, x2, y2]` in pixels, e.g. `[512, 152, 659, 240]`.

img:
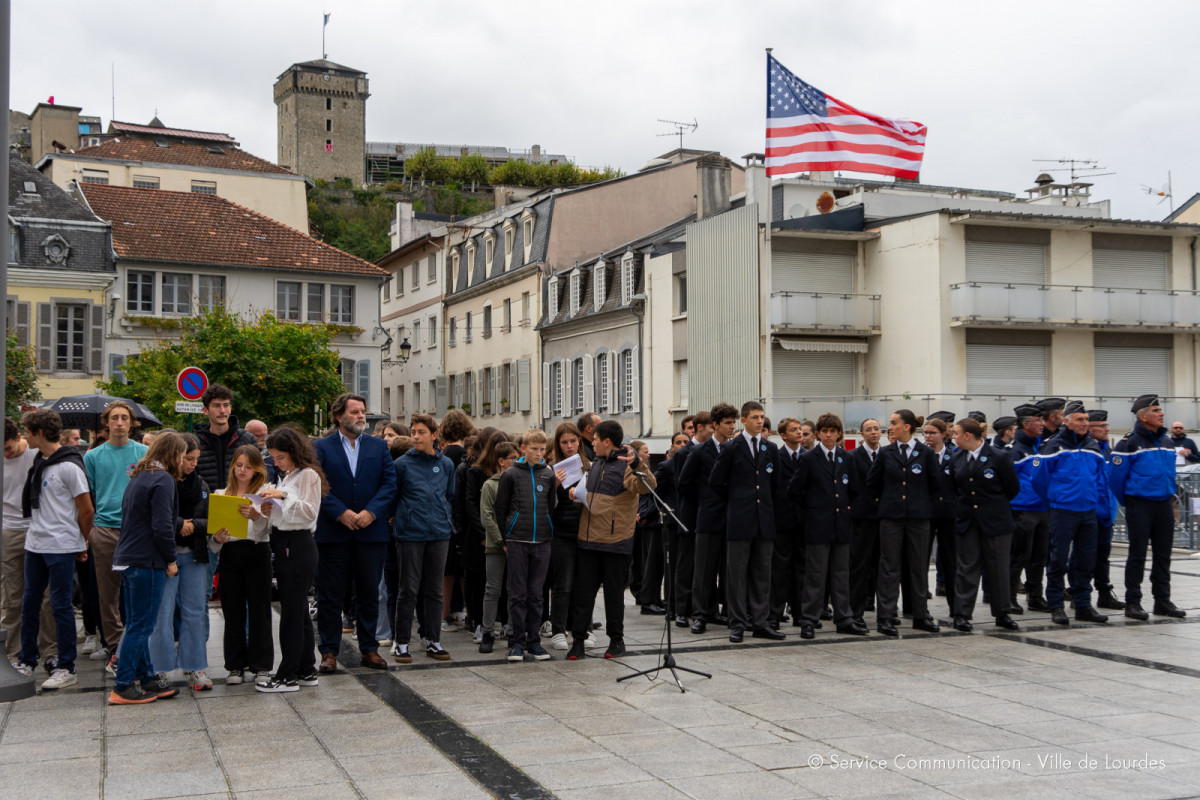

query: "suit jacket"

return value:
[653, 456, 679, 531]
[865, 439, 945, 520]
[672, 440, 698, 534]
[949, 442, 1019, 537]
[930, 448, 957, 520]
[773, 445, 805, 541]
[710, 434, 779, 541]
[788, 446, 856, 545]
[849, 445, 880, 520]
[315, 433, 398, 544]
[678, 437, 726, 535]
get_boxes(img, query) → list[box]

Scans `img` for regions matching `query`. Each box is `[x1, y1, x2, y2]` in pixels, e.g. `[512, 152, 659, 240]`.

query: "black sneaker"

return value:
[297, 673, 319, 687]
[109, 684, 157, 705]
[566, 638, 586, 660]
[256, 676, 299, 693]
[140, 673, 179, 699]
[604, 639, 626, 659]
[479, 632, 494, 654]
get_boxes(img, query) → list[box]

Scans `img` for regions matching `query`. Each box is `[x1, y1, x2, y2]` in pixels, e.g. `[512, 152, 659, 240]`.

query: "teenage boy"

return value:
[494, 429, 556, 662]
[83, 400, 147, 668]
[195, 384, 256, 491]
[391, 414, 455, 663]
[670, 411, 711, 627]
[16, 409, 94, 690]
[3, 418, 54, 666]
[567, 420, 655, 660]
[681, 403, 737, 634]
[771, 417, 805, 629]
[788, 413, 866, 639]
[848, 418, 883, 625]
[711, 401, 784, 642]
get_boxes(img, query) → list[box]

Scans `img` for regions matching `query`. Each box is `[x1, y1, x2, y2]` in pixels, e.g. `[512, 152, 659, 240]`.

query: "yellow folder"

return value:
[208, 493, 252, 539]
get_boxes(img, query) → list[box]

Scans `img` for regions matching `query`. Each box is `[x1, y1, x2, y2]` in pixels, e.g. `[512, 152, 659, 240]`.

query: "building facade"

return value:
[377, 232, 447, 419]
[275, 59, 369, 184]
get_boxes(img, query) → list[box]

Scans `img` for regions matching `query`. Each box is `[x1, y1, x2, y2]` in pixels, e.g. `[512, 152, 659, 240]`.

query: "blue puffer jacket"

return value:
[1033, 427, 1109, 520]
[1010, 429, 1048, 512]
[1096, 440, 1120, 525]
[391, 448, 456, 542]
[1111, 422, 1177, 503]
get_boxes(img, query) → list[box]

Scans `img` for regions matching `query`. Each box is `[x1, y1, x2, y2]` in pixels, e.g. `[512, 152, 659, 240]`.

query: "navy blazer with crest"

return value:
[314, 432, 398, 544]
[710, 433, 780, 541]
[678, 437, 727, 535]
[773, 444, 805, 541]
[787, 445, 857, 545]
[671, 439, 698, 534]
[849, 445, 881, 520]
[864, 439, 945, 520]
[949, 442, 1020, 537]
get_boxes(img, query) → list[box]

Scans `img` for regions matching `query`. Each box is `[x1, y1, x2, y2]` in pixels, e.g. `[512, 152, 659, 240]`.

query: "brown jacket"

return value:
[577, 452, 656, 554]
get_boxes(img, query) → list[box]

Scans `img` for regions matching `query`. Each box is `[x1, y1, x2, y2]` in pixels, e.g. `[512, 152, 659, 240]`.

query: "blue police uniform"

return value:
[1009, 426, 1051, 609]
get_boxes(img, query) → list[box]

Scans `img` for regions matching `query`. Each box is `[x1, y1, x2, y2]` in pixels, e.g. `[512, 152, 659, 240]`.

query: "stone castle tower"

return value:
[274, 59, 369, 184]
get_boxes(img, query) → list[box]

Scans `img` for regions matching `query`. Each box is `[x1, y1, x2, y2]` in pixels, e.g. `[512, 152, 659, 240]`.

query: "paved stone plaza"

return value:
[4, 544, 1200, 800]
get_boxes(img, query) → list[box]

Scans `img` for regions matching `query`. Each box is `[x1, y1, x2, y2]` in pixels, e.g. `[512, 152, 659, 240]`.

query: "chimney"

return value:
[530, 144, 541, 162]
[742, 153, 768, 224]
[696, 153, 732, 221]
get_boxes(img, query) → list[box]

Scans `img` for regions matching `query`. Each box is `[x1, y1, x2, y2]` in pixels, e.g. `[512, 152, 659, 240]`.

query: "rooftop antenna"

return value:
[1033, 157, 1115, 184]
[657, 118, 698, 152]
[1141, 171, 1174, 211]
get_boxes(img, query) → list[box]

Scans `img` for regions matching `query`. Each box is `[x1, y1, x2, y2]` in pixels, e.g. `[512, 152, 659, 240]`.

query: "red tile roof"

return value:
[68, 137, 293, 175]
[108, 120, 236, 143]
[78, 183, 384, 277]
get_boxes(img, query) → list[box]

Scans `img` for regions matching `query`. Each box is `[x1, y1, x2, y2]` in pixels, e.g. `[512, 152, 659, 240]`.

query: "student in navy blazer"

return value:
[710, 401, 784, 641]
[865, 409, 945, 636]
[669, 411, 712, 627]
[771, 418, 807, 629]
[849, 418, 883, 623]
[313, 394, 398, 671]
[948, 418, 1020, 631]
[679, 404, 736, 633]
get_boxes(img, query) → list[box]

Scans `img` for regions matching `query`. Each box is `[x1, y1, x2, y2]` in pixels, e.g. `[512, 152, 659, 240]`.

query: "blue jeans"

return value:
[150, 552, 209, 672]
[1046, 509, 1097, 610]
[115, 567, 167, 689]
[375, 570, 392, 642]
[19, 552, 77, 671]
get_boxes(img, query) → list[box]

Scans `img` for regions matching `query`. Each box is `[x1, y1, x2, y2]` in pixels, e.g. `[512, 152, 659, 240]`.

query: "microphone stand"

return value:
[617, 468, 711, 692]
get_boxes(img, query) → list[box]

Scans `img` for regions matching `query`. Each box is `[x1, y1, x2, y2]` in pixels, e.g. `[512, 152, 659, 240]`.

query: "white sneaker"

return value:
[377, 638, 393, 648]
[80, 635, 101, 655]
[254, 671, 272, 685]
[452, 611, 467, 624]
[11, 661, 32, 676]
[390, 641, 404, 657]
[549, 632, 569, 651]
[584, 632, 599, 649]
[440, 617, 460, 633]
[540, 620, 553, 637]
[226, 670, 244, 685]
[41, 668, 77, 690]
[89, 646, 110, 661]
[189, 670, 213, 690]
[471, 625, 484, 644]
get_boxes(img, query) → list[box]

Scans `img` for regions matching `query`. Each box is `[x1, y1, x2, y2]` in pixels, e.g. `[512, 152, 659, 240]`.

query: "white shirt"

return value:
[782, 443, 804, 461]
[741, 430, 761, 456]
[266, 468, 322, 531]
[211, 486, 273, 548]
[966, 442, 985, 461]
[818, 443, 837, 461]
[3, 445, 38, 532]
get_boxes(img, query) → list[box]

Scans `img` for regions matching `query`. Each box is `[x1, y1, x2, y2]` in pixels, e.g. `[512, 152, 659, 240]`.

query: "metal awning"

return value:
[774, 338, 868, 353]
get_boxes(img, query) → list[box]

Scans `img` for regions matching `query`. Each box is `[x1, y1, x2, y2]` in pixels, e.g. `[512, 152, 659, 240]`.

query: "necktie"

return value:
[870, 450, 875, 463]
[751, 436, 758, 456]
[828, 450, 834, 464]
[901, 443, 909, 460]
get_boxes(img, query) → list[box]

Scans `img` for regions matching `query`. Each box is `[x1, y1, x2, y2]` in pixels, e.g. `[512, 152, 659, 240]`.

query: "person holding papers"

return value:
[547, 423, 589, 651]
[210, 445, 274, 686]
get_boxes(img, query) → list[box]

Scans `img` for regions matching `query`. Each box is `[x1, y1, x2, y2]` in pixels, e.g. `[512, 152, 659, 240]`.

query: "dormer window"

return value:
[548, 275, 560, 320]
[593, 261, 607, 311]
[620, 253, 635, 305]
[521, 209, 537, 264]
[569, 269, 581, 316]
[484, 233, 495, 266]
[465, 243, 476, 278]
[450, 251, 460, 284]
[503, 221, 515, 271]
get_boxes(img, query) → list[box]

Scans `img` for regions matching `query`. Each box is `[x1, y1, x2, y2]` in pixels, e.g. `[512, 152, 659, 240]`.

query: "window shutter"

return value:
[341, 358, 355, 392]
[356, 359, 370, 401]
[110, 353, 127, 384]
[772, 251, 854, 294]
[965, 344, 1047, 396]
[630, 346, 641, 413]
[491, 367, 498, 413]
[609, 353, 618, 413]
[1094, 346, 1169, 397]
[542, 361, 551, 418]
[518, 358, 531, 412]
[1093, 249, 1168, 291]
[436, 375, 448, 411]
[560, 359, 570, 417]
[773, 350, 857, 398]
[964, 242, 1045, 284]
[679, 361, 689, 407]
[36, 302, 51, 371]
[89, 304, 104, 374]
[15, 301, 30, 348]
[583, 354, 594, 412]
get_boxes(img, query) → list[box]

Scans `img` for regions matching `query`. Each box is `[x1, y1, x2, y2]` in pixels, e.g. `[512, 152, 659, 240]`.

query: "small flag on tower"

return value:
[323, 12, 331, 26]
[765, 53, 926, 180]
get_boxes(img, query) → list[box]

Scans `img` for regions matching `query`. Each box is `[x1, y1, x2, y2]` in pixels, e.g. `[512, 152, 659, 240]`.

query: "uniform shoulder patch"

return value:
[1112, 455, 1122, 465]
[1032, 458, 1041, 467]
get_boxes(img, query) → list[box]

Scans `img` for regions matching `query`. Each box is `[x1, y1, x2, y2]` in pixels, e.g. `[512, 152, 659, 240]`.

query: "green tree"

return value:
[98, 307, 347, 431]
[406, 147, 449, 185]
[488, 158, 533, 187]
[4, 331, 41, 418]
[455, 153, 489, 191]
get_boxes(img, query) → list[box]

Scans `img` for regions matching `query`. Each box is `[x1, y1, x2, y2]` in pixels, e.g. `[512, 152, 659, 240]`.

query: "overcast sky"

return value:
[13, 1, 1198, 220]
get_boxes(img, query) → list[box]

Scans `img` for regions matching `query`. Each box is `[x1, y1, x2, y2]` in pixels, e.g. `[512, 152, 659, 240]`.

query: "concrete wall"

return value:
[275, 66, 367, 183]
[28, 104, 81, 163]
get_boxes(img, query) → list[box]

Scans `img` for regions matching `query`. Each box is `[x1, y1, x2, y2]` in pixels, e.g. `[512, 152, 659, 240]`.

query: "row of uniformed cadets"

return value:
[661, 394, 1185, 643]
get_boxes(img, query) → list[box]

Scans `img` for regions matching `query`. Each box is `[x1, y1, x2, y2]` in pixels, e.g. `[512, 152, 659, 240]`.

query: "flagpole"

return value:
[322, 12, 326, 59]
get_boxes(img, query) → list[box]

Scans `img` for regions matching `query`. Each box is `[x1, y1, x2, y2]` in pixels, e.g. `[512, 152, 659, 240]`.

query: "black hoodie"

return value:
[194, 414, 256, 490]
[175, 470, 211, 564]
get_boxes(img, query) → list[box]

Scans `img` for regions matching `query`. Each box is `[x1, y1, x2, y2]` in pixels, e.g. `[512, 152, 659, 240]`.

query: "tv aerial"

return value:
[1033, 157, 1115, 184]
[657, 118, 698, 151]
[1141, 171, 1173, 210]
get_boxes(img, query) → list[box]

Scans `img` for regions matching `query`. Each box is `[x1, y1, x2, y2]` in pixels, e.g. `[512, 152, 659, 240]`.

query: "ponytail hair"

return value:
[957, 417, 985, 440]
[894, 409, 923, 435]
[924, 418, 948, 436]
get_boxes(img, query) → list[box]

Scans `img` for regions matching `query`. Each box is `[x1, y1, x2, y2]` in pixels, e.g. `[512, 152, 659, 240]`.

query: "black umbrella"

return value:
[45, 394, 163, 431]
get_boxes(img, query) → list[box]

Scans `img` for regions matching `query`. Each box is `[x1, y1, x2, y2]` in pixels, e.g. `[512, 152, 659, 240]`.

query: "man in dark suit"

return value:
[949, 418, 1020, 631]
[770, 418, 806, 629]
[788, 413, 867, 639]
[711, 401, 784, 642]
[848, 418, 882, 625]
[680, 404, 737, 634]
[313, 393, 398, 671]
[670, 411, 711, 628]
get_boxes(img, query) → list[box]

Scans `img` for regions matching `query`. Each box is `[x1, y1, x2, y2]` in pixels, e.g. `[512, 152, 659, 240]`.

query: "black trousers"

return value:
[270, 529, 317, 681]
[672, 532, 695, 618]
[849, 518, 880, 618]
[1124, 496, 1175, 605]
[725, 535, 773, 631]
[550, 536, 578, 635]
[1012, 510, 1050, 600]
[316, 540, 387, 655]
[691, 532, 725, 621]
[954, 527, 1012, 619]
[929, 517, 957, 611]
[570, 548, 630, 641]
[218, 541, 274, 673]
[769, 529, 803, 623]
[802, 541, 853, 625]
[877, 518, 930, 623]
[637, 523, 665, 606]
[462, 529, 486, 629]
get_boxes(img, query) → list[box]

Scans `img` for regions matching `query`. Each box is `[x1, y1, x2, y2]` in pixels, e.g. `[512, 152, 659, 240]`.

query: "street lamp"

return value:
[382, 337, 412, 368]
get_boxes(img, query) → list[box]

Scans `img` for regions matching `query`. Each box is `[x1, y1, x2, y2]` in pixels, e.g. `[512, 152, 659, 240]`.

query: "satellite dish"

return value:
[786, 204, 808, 219]
[816, 192, 836, 214]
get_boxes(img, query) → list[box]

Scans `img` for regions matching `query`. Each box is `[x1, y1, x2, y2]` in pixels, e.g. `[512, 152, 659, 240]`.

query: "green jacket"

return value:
[480, 473, 504, 554]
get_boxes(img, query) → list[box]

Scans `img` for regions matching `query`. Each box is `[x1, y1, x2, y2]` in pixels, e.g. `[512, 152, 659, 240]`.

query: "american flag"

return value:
[765, 54, 926, 180]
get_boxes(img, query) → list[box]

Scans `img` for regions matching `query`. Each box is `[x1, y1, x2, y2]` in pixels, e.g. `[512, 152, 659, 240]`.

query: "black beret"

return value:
[1013, 403, 1042, 418]
[1131, 394, 1160, 413]
[1064, 400, 1087, 416]
[1037, 397, 1067, 413]
[967, 410, 988, 424]
[992, 416, 1018, 431]
[928, 410, 956, 423]
[1088, 410, 1108, 422]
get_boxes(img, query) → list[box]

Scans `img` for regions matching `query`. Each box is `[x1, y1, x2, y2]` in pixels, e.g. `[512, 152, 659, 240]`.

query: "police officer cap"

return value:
[967, 410, 988, 424]
[1131, 394, 1160, 413]
[928, 410, 955, 423]
[992, 416, 1017, 432]
[1087, 410, 1108, 422]
[1064, 400, 1087, 416]
[1037, 397, 1067, 413]
[1013, 403, 1041, 418]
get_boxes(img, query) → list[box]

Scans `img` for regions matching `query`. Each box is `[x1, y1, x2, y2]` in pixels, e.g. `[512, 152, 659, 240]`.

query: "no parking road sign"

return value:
[177, 367, 209, 401]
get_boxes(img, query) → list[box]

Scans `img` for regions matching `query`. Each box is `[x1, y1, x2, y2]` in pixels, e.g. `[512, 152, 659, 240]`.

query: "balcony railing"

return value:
[769, 291, 880, 334]
[950, 282, 1200, 330]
